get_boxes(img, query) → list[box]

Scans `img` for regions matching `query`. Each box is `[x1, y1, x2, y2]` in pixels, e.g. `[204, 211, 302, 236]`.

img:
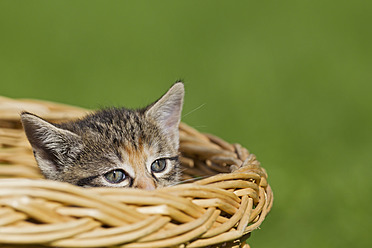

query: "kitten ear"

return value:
[145, 82, 184, 147]
[20, 112, 82, 180]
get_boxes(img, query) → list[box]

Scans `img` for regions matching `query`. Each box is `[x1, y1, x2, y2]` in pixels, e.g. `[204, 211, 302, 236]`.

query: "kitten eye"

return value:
[104, 169, 126, 184]
[151, 159, 167, 173]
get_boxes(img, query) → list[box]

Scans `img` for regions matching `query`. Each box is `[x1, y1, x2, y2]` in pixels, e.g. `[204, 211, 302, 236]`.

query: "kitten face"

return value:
[21, 83, 184, 189]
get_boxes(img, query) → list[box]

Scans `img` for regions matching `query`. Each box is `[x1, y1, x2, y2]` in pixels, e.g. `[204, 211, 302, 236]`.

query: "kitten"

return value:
[20, 82, 184, 190]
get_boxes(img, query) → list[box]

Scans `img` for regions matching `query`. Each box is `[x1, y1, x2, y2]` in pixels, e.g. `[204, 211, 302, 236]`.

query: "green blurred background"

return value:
[1, 1, 371, 247]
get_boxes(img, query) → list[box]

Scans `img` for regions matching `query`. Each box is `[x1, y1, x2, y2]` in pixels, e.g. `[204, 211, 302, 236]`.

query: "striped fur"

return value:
[21, 83, 184, 189]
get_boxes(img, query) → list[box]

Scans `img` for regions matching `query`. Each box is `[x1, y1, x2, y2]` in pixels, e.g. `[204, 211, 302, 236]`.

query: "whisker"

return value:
[189, 125, 208, 129]
[182, 103, 206, 118]
[171, 175, 210, 186]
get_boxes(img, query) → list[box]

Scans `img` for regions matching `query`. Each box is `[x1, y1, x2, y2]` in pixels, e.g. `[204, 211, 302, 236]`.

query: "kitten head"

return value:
[21, 82, 184, 189]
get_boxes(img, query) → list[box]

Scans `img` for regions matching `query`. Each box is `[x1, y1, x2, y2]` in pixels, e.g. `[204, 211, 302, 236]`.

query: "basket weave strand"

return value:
[0, 96, 273, 248]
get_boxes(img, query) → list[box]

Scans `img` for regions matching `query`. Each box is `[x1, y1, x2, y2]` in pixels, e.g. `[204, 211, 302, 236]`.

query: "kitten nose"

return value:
[134, 178, 156, 190]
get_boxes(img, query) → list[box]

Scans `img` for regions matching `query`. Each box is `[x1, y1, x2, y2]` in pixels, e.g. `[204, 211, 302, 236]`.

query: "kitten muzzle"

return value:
[133, 177, 156, 190]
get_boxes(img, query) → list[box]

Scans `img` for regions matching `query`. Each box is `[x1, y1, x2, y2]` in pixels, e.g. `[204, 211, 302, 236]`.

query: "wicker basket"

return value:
[0, 96, 273, 248]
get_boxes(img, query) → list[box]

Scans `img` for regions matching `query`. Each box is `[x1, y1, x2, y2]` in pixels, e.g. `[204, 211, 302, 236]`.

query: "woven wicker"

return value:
[0, 96, 273, 248]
